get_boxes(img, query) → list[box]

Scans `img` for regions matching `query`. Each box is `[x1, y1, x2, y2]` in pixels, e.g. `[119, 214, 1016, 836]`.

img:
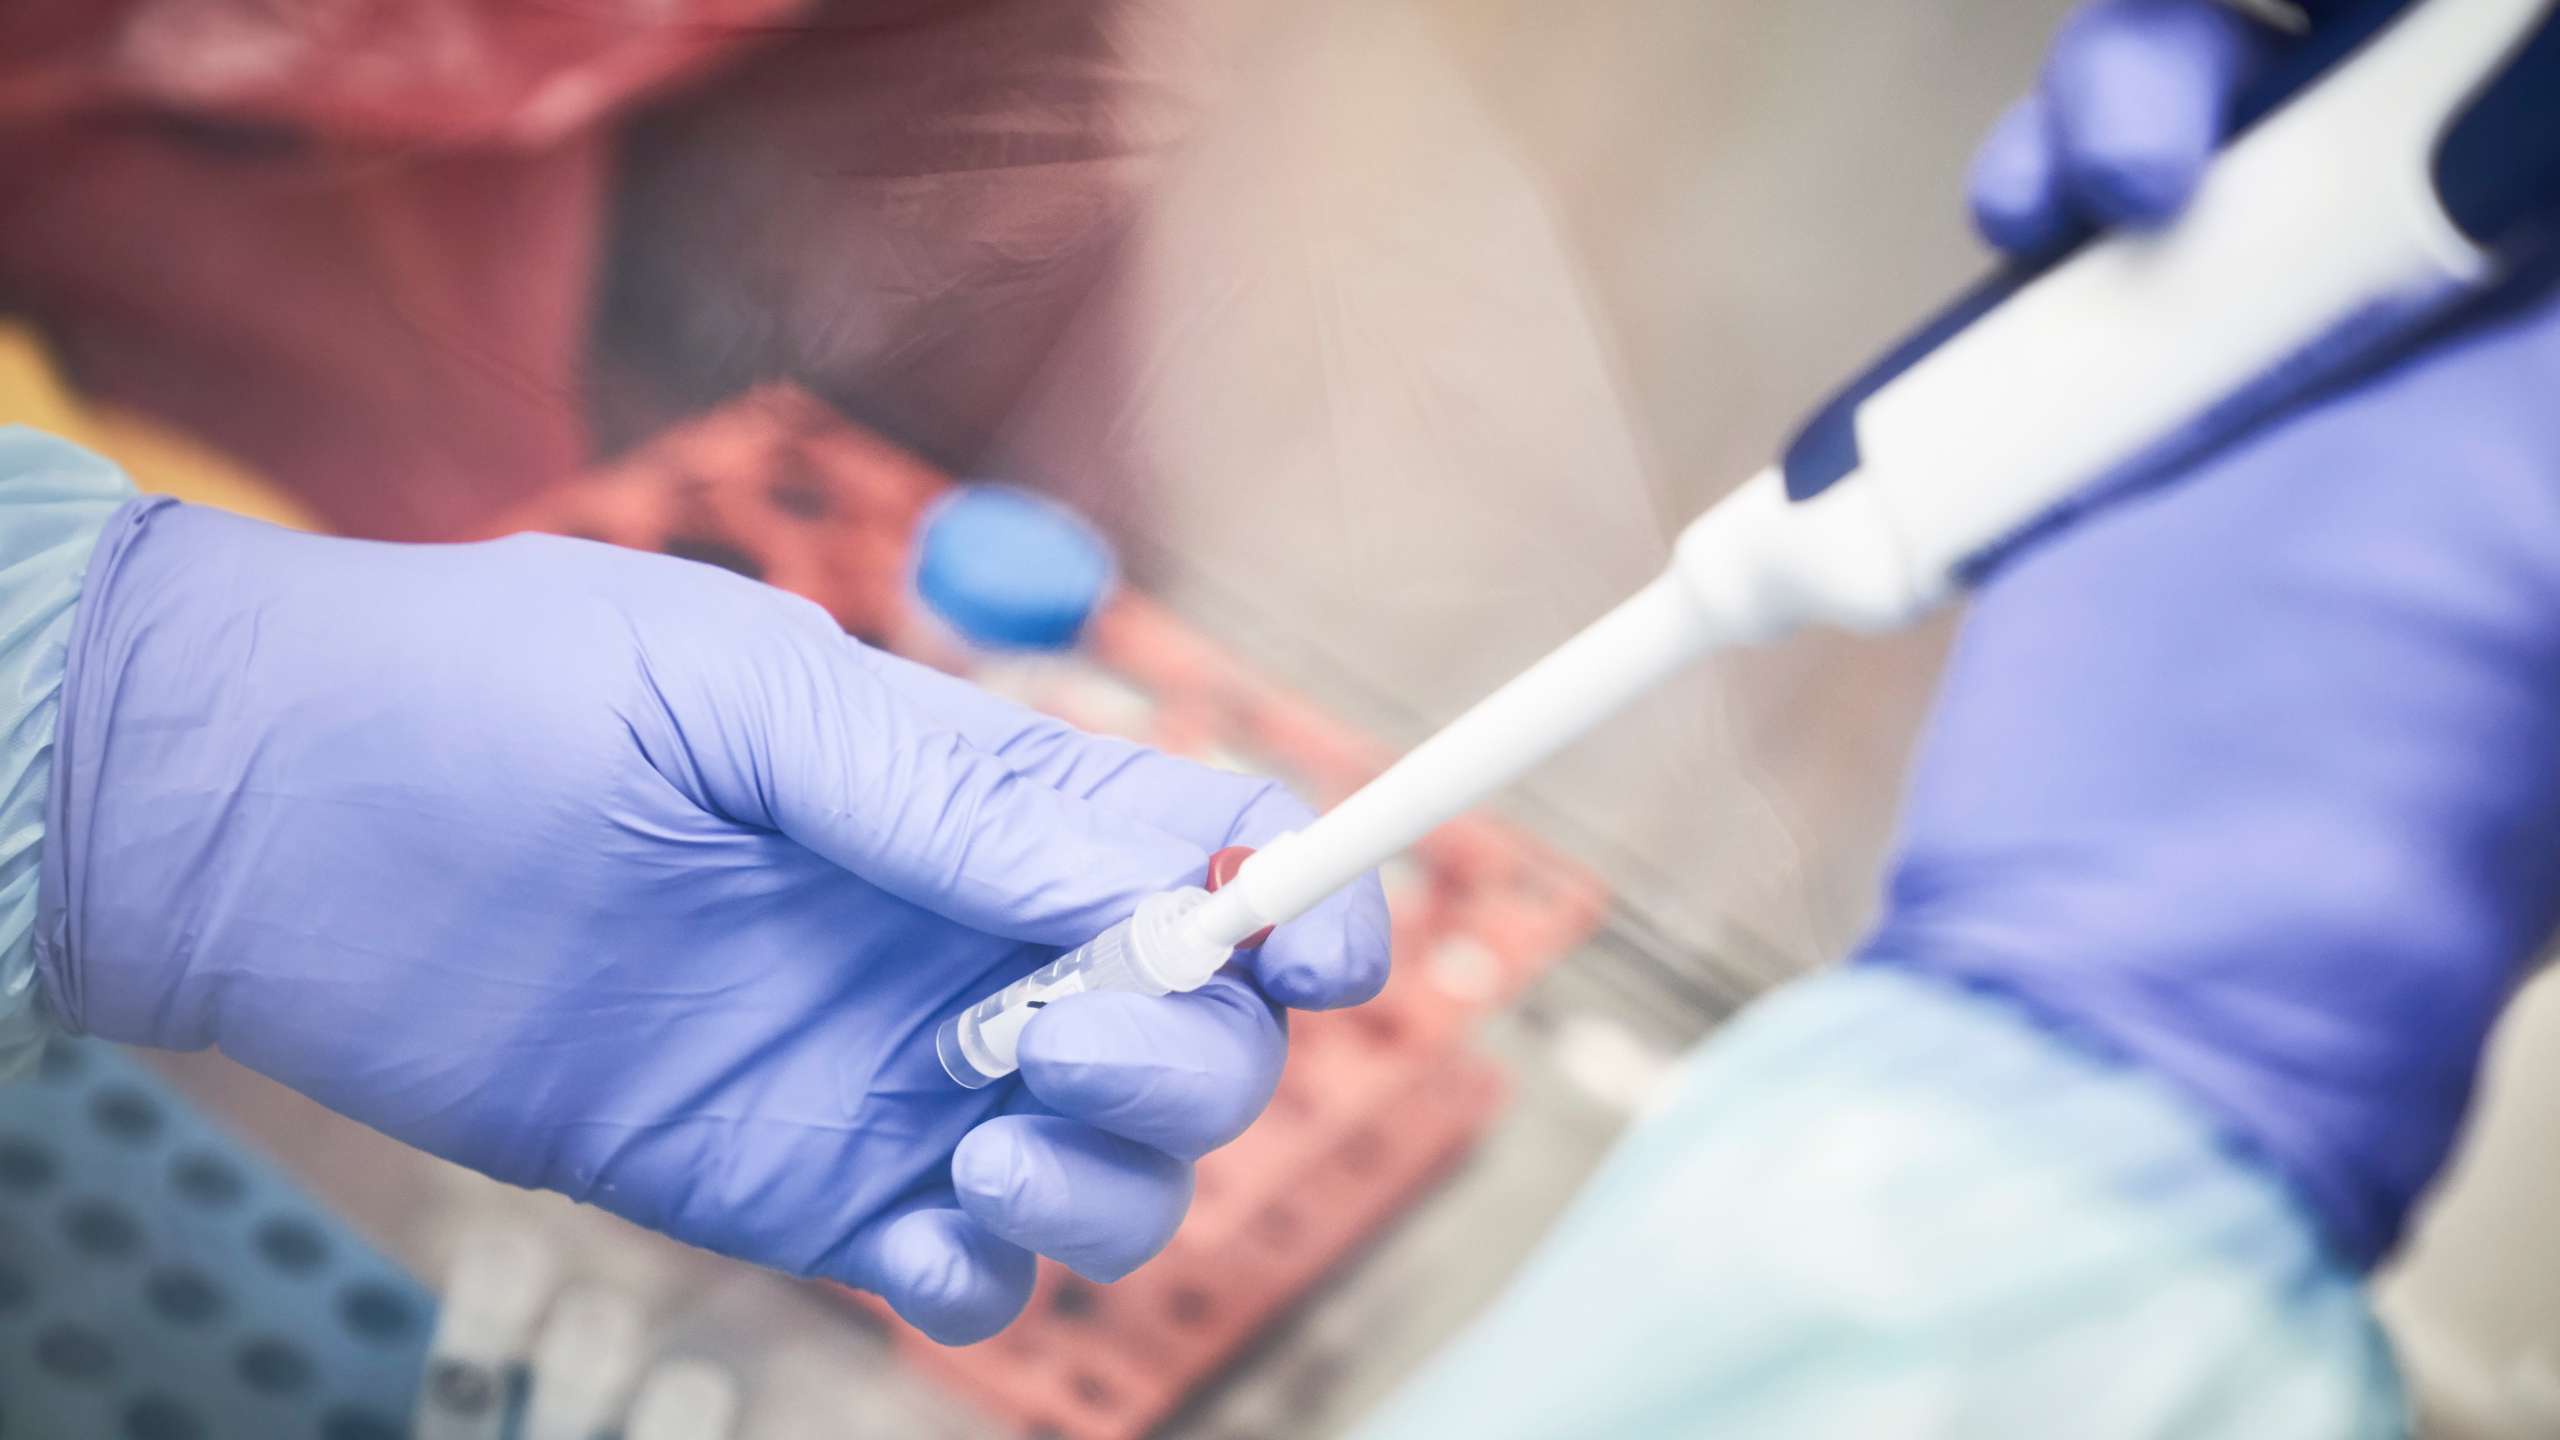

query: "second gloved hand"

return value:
[1928, 0, 2560, 1268]
[33, 461, 1388, 1343]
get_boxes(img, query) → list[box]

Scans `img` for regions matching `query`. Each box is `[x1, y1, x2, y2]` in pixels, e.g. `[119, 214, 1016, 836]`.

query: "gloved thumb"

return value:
[672, 604, 1209, 945]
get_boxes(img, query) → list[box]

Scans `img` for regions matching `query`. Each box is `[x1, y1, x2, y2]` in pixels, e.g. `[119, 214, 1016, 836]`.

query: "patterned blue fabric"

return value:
[0, 430, 133, 1078]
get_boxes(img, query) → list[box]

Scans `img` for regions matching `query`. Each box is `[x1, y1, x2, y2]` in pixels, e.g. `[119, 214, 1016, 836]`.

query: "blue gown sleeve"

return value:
[0, 429, 137, 1077]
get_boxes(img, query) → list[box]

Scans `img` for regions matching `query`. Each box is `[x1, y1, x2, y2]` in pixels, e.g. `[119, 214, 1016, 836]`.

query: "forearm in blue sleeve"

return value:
[0, 429, 137, 1076]
[1352, 968, 2403, 1440]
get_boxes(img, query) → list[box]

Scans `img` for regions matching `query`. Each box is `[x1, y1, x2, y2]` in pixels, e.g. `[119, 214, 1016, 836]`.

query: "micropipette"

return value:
[939, 0, 2560, 1089]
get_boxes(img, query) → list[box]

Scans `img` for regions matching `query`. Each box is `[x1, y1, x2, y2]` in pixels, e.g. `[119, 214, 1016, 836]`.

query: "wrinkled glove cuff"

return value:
[33, 489, 175, 1041]
[2, 434, 144, 1074]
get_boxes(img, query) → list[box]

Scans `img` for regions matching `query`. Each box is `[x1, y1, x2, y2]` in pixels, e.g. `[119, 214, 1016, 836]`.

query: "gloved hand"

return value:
[1361, 5, 2559, 1435]
[1902, 0, 2560, 1268]
[32, 447, 1388, 1345]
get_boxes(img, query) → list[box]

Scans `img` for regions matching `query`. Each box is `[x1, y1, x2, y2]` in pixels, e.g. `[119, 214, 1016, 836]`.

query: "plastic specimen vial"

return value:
[936, 887, 1233, 1088]
[523, 1284, 645, 1440]
[416, 1227, 558, 1440]
[624, 1360, 742, 1440]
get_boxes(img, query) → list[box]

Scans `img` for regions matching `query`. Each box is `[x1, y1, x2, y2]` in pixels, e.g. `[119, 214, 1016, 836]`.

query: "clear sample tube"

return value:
[415, 1227, 558, 1440]
[523, 1283, 646, 1440]
[936, 886, 1232, 1088]
[624, 1359, 743, 1440]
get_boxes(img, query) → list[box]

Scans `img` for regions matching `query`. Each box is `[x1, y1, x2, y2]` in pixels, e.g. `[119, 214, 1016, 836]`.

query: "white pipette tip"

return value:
[1182, 880, 1266, 952]
[1187, 838, 1286, 951]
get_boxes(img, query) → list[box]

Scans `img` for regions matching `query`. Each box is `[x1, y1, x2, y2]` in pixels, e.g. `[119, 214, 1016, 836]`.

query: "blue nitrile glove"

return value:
[31, 443, 1388, 1345]
[1967, 0, 2287, 256]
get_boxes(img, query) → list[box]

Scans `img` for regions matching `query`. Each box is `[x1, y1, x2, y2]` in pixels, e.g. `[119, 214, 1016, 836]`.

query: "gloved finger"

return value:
[2040, 0, 2274, 230]
[859, 646, 1283, 850]
[1969, 97, 2077, 255]
[951, 1114, 1194, 1282]
[1017, 971, 1287, 1158]
[824, 1188, 1037, 1345]
[1200, 781, 1394, 1012]
[737, 622, 1209, 948]
[867, 648, 1392, 1010]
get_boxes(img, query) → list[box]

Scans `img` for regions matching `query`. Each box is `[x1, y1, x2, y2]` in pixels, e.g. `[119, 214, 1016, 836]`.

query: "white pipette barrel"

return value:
[1192, 0, 2556, 946]
[940, 471, 1817, 1088]
[1180, 565, 1736, 950]
[1181, 457, 1923, 949]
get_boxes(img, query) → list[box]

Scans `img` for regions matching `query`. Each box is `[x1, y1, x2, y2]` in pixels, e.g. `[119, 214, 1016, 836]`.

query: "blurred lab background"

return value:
[0, 1, 2554, 1436]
